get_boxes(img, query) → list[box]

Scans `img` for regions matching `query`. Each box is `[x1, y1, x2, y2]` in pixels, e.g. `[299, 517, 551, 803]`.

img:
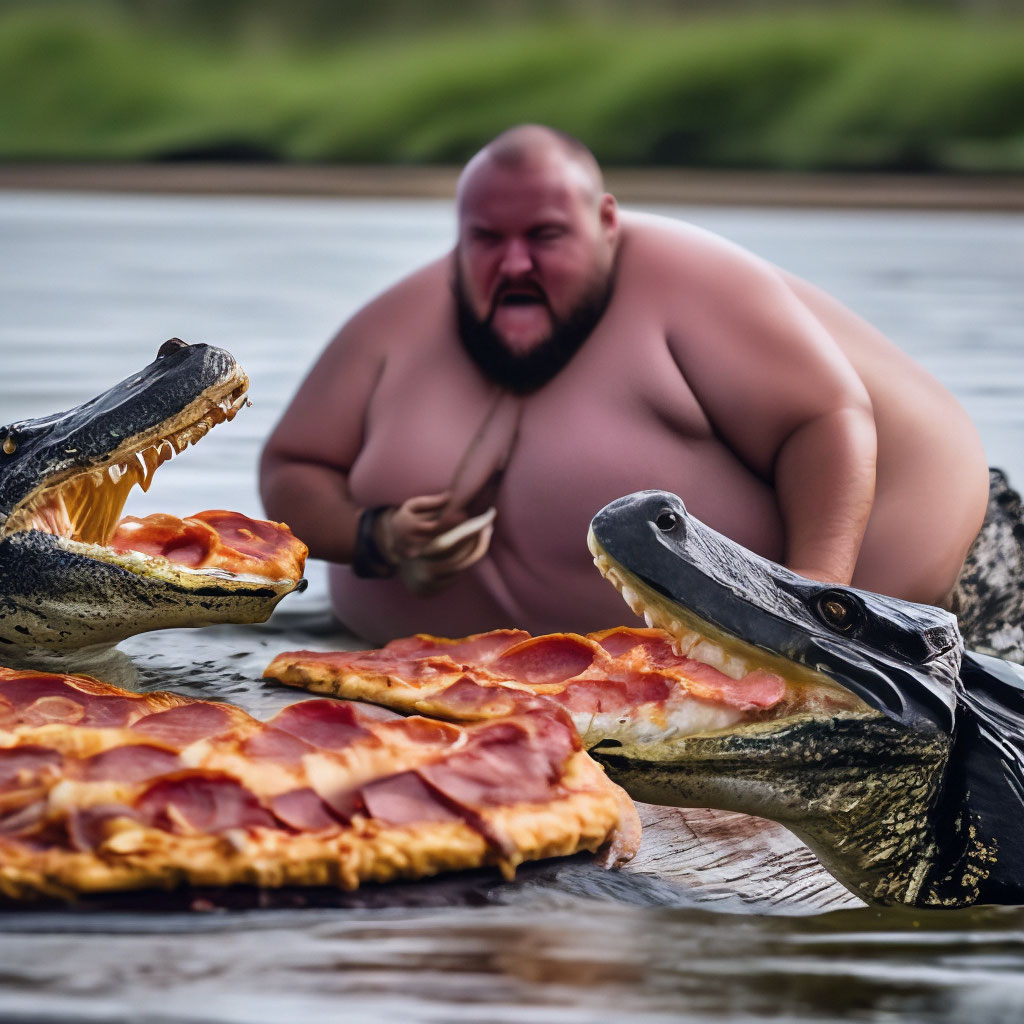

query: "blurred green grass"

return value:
[1, 5, 1022, 172]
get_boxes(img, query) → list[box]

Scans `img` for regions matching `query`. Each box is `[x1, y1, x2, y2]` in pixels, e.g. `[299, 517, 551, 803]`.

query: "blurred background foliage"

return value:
[1, 0, 1022, 172]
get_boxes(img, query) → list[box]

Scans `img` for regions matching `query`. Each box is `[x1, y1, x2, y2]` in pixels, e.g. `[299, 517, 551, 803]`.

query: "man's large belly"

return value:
[334, 403, 784, 642]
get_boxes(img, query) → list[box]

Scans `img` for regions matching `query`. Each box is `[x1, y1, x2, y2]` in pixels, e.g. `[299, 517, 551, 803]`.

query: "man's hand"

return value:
[399, 512, 495, 597]
[374, 493, 457, 564]
[374, 494, 494, 595]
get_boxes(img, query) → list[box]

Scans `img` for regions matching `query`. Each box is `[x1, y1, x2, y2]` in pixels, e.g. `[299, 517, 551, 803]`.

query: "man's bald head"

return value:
[457, 125, 605, 214]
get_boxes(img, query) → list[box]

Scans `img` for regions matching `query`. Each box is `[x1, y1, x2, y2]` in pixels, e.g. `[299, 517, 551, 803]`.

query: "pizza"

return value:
[108, 508, 307, 583]
[0, 666, 639, 900]
[264, 626, 865, 745]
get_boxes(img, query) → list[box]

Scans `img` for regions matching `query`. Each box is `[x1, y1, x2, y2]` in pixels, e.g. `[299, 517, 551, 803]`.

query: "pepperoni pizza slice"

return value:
[0, 666, 638, 900]
[108, 508, 307, 583]
[264, 626, 865, 746]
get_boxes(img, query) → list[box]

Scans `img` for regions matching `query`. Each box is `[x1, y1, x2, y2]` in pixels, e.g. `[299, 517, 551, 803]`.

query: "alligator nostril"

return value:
[157, 338, 189, 358]
[655, 509, 680, 532]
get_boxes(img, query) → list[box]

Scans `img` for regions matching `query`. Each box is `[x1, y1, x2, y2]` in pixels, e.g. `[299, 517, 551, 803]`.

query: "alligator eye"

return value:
[813, 590, 863, 634]
[2, 436, 15, 455]
[655, 509, 680, 532]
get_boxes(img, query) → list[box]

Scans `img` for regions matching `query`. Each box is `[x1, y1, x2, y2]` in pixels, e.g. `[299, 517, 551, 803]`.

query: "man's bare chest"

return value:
[350, 312, 714, 498]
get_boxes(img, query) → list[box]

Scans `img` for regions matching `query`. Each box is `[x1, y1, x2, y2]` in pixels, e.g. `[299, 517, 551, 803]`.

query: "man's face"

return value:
[454, 157, 618, 357]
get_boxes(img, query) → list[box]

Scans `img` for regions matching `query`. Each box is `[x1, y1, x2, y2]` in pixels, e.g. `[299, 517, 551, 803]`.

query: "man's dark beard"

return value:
[453, 267, 615, 395]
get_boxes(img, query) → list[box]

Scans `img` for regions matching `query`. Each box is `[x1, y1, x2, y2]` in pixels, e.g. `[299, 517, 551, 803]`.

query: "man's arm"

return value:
[657, 223, 878, 585]
[259, 313, 382, 565]
[773, 405, 877, 584]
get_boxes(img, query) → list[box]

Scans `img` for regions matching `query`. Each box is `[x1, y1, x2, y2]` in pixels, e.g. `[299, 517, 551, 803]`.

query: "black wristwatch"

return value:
[351, 506, 397, 579]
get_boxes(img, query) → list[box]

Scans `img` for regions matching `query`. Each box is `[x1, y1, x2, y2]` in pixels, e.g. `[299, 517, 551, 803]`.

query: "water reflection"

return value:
[1, 192, 1023, 1022]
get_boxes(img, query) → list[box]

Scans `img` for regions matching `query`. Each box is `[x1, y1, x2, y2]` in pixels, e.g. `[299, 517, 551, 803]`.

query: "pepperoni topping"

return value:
[554, 674, 673, 714]
[590, 626, 672, 660]
[683, 666, 786, 710]
[0, 799, 50, 839]
[383, 630, 530, 665]
[0, 745, 63, 789]
[240, 726, 315, 763]
[135, 772, 278, 834]
[67, 804, 142, 851]
[270, 788, 339, 832]
[359, 771, 462, 826]
[190, 510, 307, 580]
[110, 513, 217, 567]
[378, 716, 463, 747]
[21, 695, 85, 726]
[494, 634, 598, 685]
[77, 744, 183, 783]
[130, 702, 233, 747]
[432, 677, 535, 718]
[0, 675, 140, 728]
[267, 700, 376, 752]
[420, 717, 574, 807]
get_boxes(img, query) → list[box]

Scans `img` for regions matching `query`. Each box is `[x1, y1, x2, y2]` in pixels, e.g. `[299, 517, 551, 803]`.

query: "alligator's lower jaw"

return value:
[0, 521, 307, 660]
[590, 710, 938, 908]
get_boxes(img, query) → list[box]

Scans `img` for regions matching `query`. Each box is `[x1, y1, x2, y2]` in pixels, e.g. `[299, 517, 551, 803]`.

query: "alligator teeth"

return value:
[3, 377, 254, 547]
[620, 585, 644, 616]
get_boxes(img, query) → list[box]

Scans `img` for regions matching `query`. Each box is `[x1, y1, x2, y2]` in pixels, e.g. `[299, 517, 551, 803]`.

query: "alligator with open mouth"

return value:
[0, 339, 307, 678]
[588, 490, 1024, 907]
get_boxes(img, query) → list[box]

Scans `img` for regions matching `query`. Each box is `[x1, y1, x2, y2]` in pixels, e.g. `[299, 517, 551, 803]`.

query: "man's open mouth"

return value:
[492, 283, 549, 314]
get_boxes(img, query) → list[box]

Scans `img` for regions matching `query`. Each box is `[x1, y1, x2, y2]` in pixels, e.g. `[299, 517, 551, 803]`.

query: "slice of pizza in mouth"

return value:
[263, 625, 866, 747]
[0, 666, 638, 900]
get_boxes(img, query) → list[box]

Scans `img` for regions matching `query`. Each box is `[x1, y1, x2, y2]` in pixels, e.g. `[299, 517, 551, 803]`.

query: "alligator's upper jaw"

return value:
[0, 340, 307, 654]
[1, 339, 248, 543]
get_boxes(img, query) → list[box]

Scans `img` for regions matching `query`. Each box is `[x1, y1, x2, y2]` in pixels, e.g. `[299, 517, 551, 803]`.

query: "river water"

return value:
[1, 191, 1023, 1022]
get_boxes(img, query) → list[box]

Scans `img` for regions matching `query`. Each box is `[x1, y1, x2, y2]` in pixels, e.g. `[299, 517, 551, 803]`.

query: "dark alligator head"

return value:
[588, 489, 1024, 907]
[0, 339, 307, 676]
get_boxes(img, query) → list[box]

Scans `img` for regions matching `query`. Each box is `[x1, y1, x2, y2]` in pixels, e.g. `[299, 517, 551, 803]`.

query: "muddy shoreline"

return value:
[2, 162, 1022, 210]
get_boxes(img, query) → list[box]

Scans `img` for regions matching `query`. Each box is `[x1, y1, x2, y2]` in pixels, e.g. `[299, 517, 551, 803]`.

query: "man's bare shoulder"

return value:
[337, 254, 453, 347]
[619, 211, 769, 278]
[616, 210, 797, 327]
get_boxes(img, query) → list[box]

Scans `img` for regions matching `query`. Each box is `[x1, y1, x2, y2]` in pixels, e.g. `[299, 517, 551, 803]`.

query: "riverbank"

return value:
[2, 163, 1023, 210]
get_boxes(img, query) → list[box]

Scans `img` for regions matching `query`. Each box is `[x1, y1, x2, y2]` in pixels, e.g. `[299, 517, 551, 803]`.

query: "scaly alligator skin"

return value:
[588, 490, 1024, 907]
[0, 339, 305, 674]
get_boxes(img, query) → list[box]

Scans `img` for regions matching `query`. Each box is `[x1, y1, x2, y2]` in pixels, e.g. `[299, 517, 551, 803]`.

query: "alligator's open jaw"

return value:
[587, 526, 876, 743]
[588, 488, 961, 740]
[0, 340, 307, 664]
[3, 371, 249, 553]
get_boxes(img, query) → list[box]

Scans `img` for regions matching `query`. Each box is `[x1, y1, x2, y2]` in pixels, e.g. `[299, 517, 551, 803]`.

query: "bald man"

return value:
[261, 124, 992, 646]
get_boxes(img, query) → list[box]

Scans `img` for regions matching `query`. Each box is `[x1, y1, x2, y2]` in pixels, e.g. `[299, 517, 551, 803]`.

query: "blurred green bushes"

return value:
[1, 3, 1022, 171]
